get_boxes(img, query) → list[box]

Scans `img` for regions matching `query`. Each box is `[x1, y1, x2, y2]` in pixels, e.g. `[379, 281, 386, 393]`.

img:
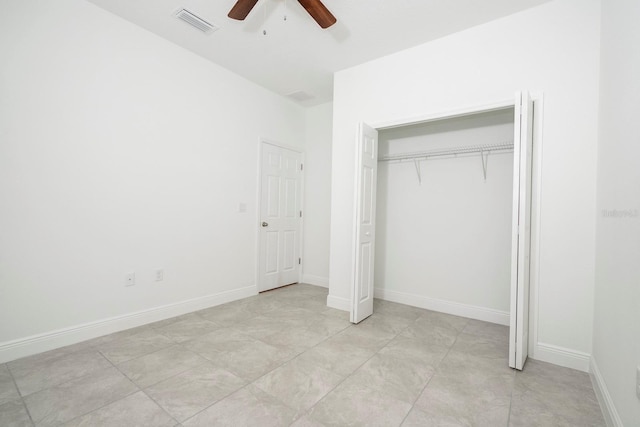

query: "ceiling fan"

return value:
[228, 0, 337, 29]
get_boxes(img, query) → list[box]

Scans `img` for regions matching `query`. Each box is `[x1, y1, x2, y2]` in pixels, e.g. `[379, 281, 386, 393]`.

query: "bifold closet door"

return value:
[351, 122, 378, 324]
[509, 92, 534, 370]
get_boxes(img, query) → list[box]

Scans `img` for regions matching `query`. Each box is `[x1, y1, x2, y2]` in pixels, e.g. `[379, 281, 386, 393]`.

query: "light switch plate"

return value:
[125, 272, 135, 287]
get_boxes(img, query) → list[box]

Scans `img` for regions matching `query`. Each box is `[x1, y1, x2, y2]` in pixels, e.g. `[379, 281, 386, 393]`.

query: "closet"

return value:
[350, 92, 535, 369]
[375, 108, 515, 323]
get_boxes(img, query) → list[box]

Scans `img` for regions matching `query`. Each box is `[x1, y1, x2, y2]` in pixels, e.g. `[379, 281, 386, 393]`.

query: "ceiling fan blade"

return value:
[297, 0, 337, 29]
[228, 0, 259, 20]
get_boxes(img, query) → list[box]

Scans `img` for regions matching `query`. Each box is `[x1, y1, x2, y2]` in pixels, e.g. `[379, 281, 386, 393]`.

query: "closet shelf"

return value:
[378, 141, 514, 162]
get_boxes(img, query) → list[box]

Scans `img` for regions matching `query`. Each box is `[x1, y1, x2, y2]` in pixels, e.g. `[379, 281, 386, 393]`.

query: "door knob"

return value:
[261, 222, 269, 227]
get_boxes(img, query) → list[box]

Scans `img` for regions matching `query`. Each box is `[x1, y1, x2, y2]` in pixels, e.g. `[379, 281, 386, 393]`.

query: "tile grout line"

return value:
[177, 297, 334, 425]
[177, 380, 262, 425]
[355, 313, 427, 426]
[506, 338, 523, 427]
[304, 306, 447, 425]
[5, 363, 36, 426]
[298, 311, 422, 426]
[139, 387, 180, 425]
[104, 341, 212, 389]
[218, 302, 359, 425]
[5, 362, 25, 399]
[53, 351, 141, 426]
[246, 304, 355, 424]
[7, 344, 129, 396]
[397, 317, 469, 426]
[506, 374, 515, 427]
[253, 323, 358, 424]
[8, 348, 124, 398]
[152, 318, 226, 343]
[165, 304, 303, 422]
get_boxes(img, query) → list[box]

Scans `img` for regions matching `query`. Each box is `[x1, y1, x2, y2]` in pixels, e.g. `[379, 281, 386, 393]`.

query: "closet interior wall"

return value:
[375, 108, 515, 322]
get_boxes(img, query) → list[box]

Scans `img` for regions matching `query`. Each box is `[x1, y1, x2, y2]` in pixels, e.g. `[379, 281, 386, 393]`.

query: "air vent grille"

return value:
[286, 90, 315, 102]
[175, 9, 218, 34]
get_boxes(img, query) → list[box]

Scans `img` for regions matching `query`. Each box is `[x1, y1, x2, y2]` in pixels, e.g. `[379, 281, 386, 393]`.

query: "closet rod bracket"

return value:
[413, 158, 422, 185]
[481, 150, 490, 182]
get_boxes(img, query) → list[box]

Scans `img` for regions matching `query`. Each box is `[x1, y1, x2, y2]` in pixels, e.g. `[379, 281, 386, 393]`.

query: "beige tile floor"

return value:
[0, 284, 605, 426]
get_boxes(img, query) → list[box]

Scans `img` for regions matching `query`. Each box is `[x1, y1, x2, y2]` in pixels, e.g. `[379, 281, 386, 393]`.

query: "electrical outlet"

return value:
[155, 269, 164, 282]
[636, 366, 640, 400]
[125, 272, 135, 287]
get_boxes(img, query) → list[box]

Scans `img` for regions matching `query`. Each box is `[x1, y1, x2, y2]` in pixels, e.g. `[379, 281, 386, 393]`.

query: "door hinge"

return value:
[298, 258, 301, 265]
[299, 210, 303, 218]
[300, 163, 304, 171]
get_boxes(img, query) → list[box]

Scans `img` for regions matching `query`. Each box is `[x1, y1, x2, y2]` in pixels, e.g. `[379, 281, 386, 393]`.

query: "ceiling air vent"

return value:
[286, 90, 315, 103]
[175, 9, 218, 34]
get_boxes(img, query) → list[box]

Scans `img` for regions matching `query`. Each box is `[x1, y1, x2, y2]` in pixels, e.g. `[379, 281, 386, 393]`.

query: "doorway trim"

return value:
[255, 139, 305, 293]
[370, 98, 516, 131]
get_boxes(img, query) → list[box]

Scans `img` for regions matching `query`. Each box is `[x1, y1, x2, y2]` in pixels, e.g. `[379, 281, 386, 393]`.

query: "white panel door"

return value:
[351, 123, 378, 323]
[509, 92, 534, 370]
[259, 143, 303, 292]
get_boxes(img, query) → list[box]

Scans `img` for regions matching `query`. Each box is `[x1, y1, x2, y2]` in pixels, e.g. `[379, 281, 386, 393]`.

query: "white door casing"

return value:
[351, 123, 378, 323]
[258, 143, 303, 292]
[509, 92, 534, 370]
[349, 96, 534, 366]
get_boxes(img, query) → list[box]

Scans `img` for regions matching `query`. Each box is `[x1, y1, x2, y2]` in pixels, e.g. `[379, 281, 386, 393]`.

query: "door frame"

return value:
[255, 139, 305, 293]
[358, 93, 544, 365]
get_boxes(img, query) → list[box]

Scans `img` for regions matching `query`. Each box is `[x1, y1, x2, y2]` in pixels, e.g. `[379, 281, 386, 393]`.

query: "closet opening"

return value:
[351, 93, 536, 369]
[376, 108, 515, 327]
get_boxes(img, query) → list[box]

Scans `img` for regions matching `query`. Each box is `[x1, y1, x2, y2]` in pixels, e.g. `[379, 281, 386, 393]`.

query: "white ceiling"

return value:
[87, 0, 550, 106]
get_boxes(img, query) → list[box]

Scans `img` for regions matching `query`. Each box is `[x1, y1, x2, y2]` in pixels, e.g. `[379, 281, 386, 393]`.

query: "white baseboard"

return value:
[326, 294, 350, 312]
[301, 274, 329, 288]
[589, 357, 623, 427]
[532, 342, 591, 372]
[374, 288, 510, 326]
[0, 285, 257, 364]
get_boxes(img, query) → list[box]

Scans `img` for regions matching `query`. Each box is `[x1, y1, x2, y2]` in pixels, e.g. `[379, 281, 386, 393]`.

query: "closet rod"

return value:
[378, 141, 514, 162]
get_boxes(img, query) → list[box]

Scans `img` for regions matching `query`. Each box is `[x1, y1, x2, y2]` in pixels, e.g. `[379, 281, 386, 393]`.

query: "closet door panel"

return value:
[509, 91, 534, 370]
[352, 122, 378, 323]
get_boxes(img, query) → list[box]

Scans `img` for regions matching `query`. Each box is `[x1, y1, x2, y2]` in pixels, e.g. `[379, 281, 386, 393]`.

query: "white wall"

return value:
[375, 110, 514, 323]
[592, 0, 640, 424]
[329, 0, 601, 370]
[0, 0, 305, 361]
[302, 102, 333, 287]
